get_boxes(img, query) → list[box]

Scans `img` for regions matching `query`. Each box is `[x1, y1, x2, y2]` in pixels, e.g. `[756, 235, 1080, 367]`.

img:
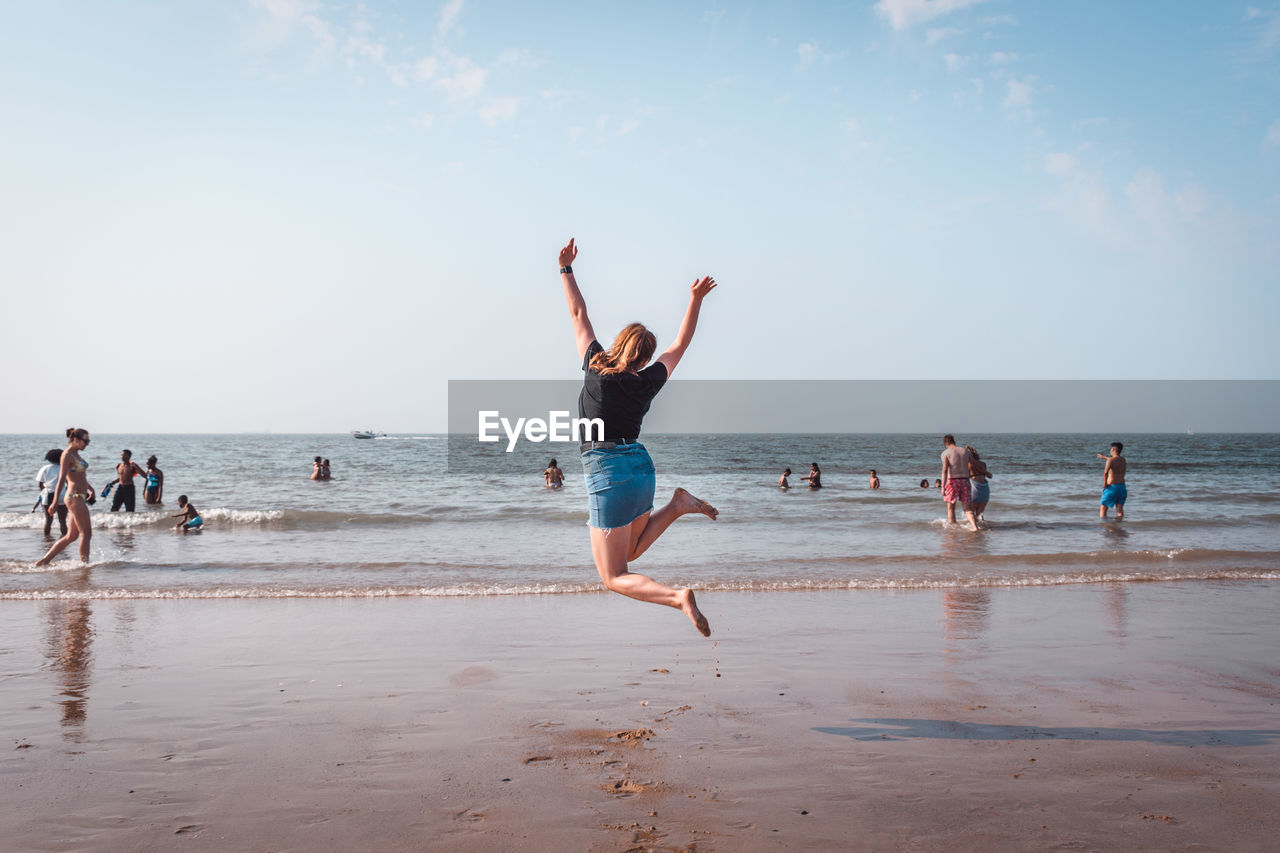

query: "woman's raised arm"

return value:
[656, 275, 716, 377]
[559, 238, 596, 361]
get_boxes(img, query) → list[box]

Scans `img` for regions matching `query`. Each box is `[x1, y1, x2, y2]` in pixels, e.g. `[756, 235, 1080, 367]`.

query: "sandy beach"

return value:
[3, 582, 1278, 852]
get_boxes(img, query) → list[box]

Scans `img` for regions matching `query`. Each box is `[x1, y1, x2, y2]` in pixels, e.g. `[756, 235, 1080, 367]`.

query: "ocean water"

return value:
[1, 433, 1277, 600]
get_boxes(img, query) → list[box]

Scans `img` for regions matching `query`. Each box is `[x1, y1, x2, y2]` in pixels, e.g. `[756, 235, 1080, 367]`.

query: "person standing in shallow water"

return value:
[36, 429, 96, 566]
[544, 459, 564, 489]
[559, 237, 719, 637]
[940, 434, 979, 531]
[1097, 442, 1127, 519]
[966, 445, 992, 527]
[110, 449, 146, 512]
[144, 455, 164, 505]
[36, 449, 68, 537]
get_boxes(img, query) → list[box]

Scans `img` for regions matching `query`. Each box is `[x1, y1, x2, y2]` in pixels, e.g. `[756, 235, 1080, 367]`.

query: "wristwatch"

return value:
[559, 265, 573, 274]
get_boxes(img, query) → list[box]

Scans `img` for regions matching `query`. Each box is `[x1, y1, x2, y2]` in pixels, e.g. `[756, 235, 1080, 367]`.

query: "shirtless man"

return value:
[940, 435, 978, 531]
[1097, 442, 1127, 519]
[109, 449, 147, 512]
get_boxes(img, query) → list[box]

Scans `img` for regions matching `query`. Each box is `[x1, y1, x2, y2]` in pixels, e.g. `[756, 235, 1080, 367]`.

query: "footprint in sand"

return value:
[606, 779, 647, 797]
[448, 666, 497, 687]
[611, 729, 654, 742]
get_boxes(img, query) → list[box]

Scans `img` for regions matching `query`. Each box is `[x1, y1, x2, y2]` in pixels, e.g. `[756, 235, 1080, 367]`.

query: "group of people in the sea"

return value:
[25, 237, 1132, 641]
[36, 446, 166, 530]
[773, 436, 997, 531]
[310, 457, 333, 481]
[553, 237, 1132, 636]
[32, 430, 203, 567]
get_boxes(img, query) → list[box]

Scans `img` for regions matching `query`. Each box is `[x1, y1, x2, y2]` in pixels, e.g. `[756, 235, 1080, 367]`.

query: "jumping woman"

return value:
[35, 428, 96, 567]
[559, 237, 719, 637]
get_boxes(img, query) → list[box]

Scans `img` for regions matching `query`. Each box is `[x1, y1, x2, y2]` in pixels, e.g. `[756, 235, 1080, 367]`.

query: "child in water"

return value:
[779, 468, 791, 489]
[172, 495, 203, 532]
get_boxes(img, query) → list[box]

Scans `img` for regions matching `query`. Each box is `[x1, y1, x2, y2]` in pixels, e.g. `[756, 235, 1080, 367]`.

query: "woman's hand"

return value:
[558, 238, 578, 269]
[690, 276, 717, 299]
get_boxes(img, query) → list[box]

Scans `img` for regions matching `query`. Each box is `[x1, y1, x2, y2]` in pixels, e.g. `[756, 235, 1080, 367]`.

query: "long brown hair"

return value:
[590, 323, 657, 375]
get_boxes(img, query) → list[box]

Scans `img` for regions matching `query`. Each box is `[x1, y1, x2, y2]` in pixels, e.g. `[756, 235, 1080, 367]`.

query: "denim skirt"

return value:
[581, 442, 656, 530]
[971, 480, 991, 503]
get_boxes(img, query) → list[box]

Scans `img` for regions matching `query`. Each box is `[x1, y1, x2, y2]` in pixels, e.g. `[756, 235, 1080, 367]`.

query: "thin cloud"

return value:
[1072, 117, 1111, 133]
[1044, 152, 1077, 175]
[478, 96, 520, 125]
[248, 0, 335, 54]
[944, 53, 971, 72]
[796, 41, 844, 67]
[874, 0, 990, 30]
[926, 27, 963, 45]
[434, 56, 488, 100]
[1267, 118, 1280, 147]
[1003, 77, 1034, 112]
[438, 0, 464, 39]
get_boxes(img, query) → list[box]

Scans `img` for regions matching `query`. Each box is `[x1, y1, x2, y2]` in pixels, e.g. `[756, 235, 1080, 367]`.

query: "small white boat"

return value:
[352, 430, 385, 439]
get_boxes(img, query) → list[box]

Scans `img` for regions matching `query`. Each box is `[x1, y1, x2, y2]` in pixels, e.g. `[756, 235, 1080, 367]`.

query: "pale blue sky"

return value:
[2, 1, 1278, 432]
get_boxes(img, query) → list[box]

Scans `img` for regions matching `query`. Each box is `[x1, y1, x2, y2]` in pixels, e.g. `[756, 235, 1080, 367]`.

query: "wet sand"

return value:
[2, 582, 1279, 851]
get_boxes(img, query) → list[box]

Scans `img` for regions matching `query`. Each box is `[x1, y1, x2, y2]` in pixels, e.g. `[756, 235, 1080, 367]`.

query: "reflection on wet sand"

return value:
[42, 579, 94, 742]
[1105, 583, 1129, 640]
[943, 589, 991, 647]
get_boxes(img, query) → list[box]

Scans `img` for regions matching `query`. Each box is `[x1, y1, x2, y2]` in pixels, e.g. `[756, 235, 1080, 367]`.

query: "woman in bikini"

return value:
[35, 428, 96, 566]
[559, 237, 719, 637]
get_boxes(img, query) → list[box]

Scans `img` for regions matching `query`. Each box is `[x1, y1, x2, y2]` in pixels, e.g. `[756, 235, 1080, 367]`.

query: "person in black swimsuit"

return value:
[559, 237, 719, 637]
[803, 462, 822, 489]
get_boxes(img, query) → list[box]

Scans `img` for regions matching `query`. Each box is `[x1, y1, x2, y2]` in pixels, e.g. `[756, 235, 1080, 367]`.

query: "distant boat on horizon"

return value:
[352, 430, 385, 439]
[1187, 427, 1194, 436]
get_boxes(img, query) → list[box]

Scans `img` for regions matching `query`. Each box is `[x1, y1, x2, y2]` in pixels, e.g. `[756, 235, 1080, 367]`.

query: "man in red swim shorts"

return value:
[940, 434, 979, 531]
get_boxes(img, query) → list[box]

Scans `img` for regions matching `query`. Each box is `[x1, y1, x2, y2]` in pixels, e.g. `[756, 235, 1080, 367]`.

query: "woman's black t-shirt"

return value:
[578, 340, 668, 440]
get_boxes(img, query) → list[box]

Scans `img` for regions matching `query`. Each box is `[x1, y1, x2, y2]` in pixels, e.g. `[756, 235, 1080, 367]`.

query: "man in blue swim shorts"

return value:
[1097, 442, 1127, 519]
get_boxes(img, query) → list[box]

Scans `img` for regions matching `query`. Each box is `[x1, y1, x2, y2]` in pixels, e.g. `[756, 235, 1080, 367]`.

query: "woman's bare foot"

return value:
[673, 488, 718, 521]
[678, 589, 711, 637]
